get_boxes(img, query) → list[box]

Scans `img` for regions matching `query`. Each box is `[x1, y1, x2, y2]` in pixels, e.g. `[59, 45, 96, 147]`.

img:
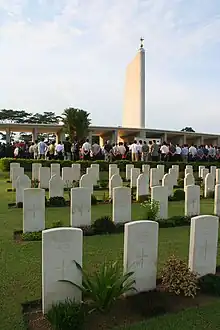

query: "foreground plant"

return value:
[46, 299, 85, 330]
[161, 255, 199, 298]
[60, 261, 136, 312]
[141, 199, 160, 220]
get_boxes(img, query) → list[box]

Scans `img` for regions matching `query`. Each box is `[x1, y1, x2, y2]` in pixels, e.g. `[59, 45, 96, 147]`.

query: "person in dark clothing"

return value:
[63, 137, 72, 160]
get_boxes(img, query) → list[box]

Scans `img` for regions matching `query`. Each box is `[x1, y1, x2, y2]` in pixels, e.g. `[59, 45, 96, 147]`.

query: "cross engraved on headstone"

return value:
[204, 240, 208, 260]
[191, 199, 197, 210]
[134, 248, 148, 268]
[55, 259, 74, 281]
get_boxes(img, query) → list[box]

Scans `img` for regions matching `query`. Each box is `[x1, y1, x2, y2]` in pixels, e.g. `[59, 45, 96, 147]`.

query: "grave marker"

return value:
[113, 187, 131, 223]
[151, 186, 168, 219]
[10, 162, 20, 181]
[204, 173, 215, 198]
[49, 175, 64, 198]
[16, 174, 31, 204]
[51, 163, 60, 177]
[32, 163, 42, 181]
[70, 188, 91, 227]
[39, 167, 50, 189]
[109, 174, 122, 199]
[126, 164, 134, 181]
[130, 168, 140, 188]
[23, 188, 45, 233]
[12, 167, 24, 189]
[136, 174, 149, 201]
[185, 185, 200, 216]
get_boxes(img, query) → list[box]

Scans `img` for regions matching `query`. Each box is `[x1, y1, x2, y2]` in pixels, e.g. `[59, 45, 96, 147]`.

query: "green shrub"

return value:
[141, 199, 160, 220]
[169, 189, 185, 201]
[161, 255, 199, 298]
[177, 178, 184, 188]
[49, 196, 66, 207]
[46, 299, 85, 330]
[92, 216, 115, 234]
[205, 191, 214, 199]
[99, 180, 108, 188]
[51, 220, 64, 228]
[60, 261, 136, 312]
[16, 202, 23, 208]
[31, 179, 39, 188]
[199, 274, 220, 296]
[22, 231, 42, 241]
[91, 194, 97, 205]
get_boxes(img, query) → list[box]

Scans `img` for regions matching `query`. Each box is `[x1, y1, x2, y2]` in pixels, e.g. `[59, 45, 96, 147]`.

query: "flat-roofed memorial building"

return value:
[1, 40, 220, 146]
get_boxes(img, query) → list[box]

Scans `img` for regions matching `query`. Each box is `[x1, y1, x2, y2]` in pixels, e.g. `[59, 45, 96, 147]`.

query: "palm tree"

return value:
[62, 108, 91, 143]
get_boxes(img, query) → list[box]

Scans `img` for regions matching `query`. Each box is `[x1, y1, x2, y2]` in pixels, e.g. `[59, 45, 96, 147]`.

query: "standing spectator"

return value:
[197, 145, 204, 161]
[189, 144, 197, 161]
[151, 140, 159, 161]
[175, 144, 182, 161]
[55, 141, 64, 160]
[82, 139, 91, 160]
[92, 141, 101, 160]
[33, 140, 38, 159]
[104, 140, 112, 161]
[142, 141, 149, 162]
[169, 142, 176, 161]
[63, 137, 72, 160]
[72, 141, 79, 161]
[208, 144, 216, 161]
[118, 142, 126, 159]
[48, 141, 56, 160]
[130, 140, 138, 162]
[160, 142, 169, 161]
[38, 138, 46, 159]
[181, 144, 189, 162]
[29, 142, 35, 159]
[137, 140, 143, 161]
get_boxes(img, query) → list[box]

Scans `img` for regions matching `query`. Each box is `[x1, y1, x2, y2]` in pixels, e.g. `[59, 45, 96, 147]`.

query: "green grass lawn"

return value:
[0, 174, 219, 329]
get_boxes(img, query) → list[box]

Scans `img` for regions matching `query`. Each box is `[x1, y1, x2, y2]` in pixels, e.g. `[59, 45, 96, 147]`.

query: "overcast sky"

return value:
[0, 0, 219, 133]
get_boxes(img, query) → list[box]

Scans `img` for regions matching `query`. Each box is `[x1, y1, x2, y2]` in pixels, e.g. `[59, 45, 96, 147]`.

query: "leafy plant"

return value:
[49, 196, 66, 207]
[169, 189, 185, 201]
[199, 274, 220, 296]
[161, 255, 199, 298]
[99, 180, 108, 188]
[22, 231, 42, 241]
[177, 178, 184, 188]
[91, 194, 97, 205]
[141, 199, 160, 220]
[52, 220, 64, 228]
[31, 179, 39, 188]
[92, 216, 115, 234]
[60, 261, 136, 312]
[46, 299, 85, 330]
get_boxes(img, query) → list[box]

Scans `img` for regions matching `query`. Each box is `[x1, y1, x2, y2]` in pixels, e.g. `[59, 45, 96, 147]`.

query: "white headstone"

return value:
[109, 174, 123, 199]
[91, 164, 100, 181]
[10, 162, 20, 181]
[186, 165, 193, 170]
[32, 163, 42, 181]
[113, 187, 131, 223]
[171, 164, 179, 181]
[201, 168, 209, 181]
[130, 168, 141, 188]
[23, 188, 45, 233]
[150, 168, 160, 188]
[142, 164, 150, 176]
[168, 168, 177, 186]
[86, 168, 97, 185]
[214, 184, 220, 216]
[71, 164, 81, 181]
[12, 167, 24, 189]
[124, 221, 158, 293]
[151, 186, 168, 219]
[199, 166, 205, 178]
[109, 165, 119, 182]
[70, 188, 91, 227]
[49, 175, 64, 198]
[126, 164, 134, 181]
[162, 174, 173, 196]
[204, 173, 215, 198]
[185, 168, 193, 176]
[184, 173, 195, 190]
[62, 167, 76, 188]
[185, 185, 200, 216]
[136, 174, 149, 201]
[42, 227, 83, 314]
[79, 174, 93, 194]
[189, 215, 219, 277]
[210, 166, 216, 180]
[157, 164, 164, 180]
[39, 167, 50, 189]
[16, 175, 31, 204]
[216, 169, 220, 185]
[51, 163, 60, 177]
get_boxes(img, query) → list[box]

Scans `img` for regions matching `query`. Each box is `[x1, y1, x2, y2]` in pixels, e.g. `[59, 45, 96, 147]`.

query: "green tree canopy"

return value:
[62, 108, 91, 142]
[0, 109, 61, 124]
[181, 127, 195, 132]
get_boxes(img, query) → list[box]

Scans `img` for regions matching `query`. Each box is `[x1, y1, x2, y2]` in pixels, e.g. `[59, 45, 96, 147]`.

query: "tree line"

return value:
[0, 108, 91, 143]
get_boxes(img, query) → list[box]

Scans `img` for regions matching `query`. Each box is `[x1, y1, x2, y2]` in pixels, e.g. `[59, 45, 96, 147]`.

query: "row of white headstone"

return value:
[42, 215, 219, 313]
[22, 186, 132, 233]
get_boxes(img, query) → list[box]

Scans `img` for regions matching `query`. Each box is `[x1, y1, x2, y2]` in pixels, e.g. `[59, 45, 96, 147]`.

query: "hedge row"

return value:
[1, 157, 220, 173]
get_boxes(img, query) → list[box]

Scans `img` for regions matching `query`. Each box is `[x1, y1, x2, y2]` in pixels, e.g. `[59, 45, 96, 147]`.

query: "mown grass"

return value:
[0, 172, 219, 329]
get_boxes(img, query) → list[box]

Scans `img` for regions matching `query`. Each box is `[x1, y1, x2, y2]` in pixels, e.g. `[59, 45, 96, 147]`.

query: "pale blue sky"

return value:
[0, 0, 219, 133]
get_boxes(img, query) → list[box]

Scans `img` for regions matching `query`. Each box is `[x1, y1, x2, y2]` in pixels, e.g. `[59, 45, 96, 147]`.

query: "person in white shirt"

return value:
[82, 139, 91, 160]
[136, 140, 143, 161]
[181, 145, 189, 162]
[189, 144, 197, 161]
[55, 141, 64, 160]
[118, 142, 126, 159]
[175, 144, 182, 161]
[38, 138, 46, 159]
[160, 142, 169, 161]
[129, 140, 138, 162]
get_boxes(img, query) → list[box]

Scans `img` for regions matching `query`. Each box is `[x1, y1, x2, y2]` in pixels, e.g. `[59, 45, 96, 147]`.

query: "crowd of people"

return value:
[0, 138, 219, 162]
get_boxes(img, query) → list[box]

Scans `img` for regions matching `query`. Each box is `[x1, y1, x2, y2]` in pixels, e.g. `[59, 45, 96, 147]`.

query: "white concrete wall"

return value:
[123, 48, 145, 129]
